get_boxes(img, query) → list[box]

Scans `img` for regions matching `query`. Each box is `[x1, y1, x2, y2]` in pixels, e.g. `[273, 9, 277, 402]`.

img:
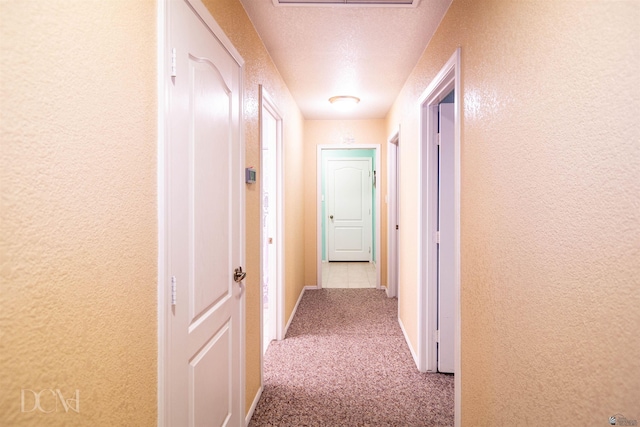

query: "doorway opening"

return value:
[259, 86, 284, 360]
[316, 145, 381, 289]
[418, 48, 461, 424]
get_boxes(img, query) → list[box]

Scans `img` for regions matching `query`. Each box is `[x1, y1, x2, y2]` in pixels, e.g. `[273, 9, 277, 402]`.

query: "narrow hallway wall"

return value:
[387, 0, 640, 423]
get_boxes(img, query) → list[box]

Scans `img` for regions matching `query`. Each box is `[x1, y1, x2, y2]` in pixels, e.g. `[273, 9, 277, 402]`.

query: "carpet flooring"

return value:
[248, 288, 454, 427]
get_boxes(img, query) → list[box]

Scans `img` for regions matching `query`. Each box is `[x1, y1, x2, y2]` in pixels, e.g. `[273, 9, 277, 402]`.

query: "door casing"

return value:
[316, 144, 381, 288]
[259, 84, 284, 355]
[417, 48, 461, 426]
[387, 130, 400, 298]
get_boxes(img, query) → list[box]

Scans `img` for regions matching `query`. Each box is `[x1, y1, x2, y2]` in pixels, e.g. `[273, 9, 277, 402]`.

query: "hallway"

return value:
[250, 289, 454, 426]
[2, 1, 638, 425]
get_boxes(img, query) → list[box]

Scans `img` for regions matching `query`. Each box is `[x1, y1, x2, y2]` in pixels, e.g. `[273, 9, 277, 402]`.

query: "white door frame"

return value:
[417, 48, 461, 426]
[316, 144, 381, 289]
[386, 129, 400, 298]
[259, 85, 284, 346]
[157, 0, 246, 424]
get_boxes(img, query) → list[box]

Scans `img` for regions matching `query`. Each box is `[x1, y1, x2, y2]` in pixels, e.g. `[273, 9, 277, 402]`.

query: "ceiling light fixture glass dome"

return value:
[329, 95, 360, 111]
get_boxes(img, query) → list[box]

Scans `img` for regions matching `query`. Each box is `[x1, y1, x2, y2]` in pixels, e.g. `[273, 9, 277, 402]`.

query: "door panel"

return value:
[326, 158, 372, 261]
[334, 167, 364, 220]
[438, 102, 455, 373]
[334, 227, 363, 250]
[168, 0, 243, 425]
[190, 322, 232, 426]
[190, 59, 231, 323]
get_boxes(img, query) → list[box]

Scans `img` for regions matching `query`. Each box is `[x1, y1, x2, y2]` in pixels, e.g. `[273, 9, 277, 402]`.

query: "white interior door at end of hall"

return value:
[327, 158, 372, 262]
[438, 102, 455, 374]
[168, 0, 243, 425]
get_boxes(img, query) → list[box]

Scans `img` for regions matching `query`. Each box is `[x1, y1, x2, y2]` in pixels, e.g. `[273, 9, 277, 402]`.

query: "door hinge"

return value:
[437, 132, 441, 146]
[170, 48, 177, 78]
[369, 247, 371, 254]
[396, 224, 399, 230]
[435, 329, 440, 343]
[435, 231, 440, 244]
[171, 276, 177, 306]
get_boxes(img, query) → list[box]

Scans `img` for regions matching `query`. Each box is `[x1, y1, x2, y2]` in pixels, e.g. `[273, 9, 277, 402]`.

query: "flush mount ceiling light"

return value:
[329, 95, 360, 111]
[274, 0, 419, 6]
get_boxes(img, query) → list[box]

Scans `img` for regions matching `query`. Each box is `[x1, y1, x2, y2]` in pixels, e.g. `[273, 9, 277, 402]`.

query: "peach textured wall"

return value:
[0, 1, 157, 426]
[304, 120, 388, 287]
[387, 0, 640, 423]
[201, 0, 306, 414]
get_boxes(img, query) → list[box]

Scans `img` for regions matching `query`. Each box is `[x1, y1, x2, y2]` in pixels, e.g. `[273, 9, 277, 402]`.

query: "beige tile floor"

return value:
[321, 261, 377, 288]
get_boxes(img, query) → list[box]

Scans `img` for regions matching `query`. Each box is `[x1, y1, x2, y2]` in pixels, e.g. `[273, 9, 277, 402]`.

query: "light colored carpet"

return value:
[249, 289, 454, 426]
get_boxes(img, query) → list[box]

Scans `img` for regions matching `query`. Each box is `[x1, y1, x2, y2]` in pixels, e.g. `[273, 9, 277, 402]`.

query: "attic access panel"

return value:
[273, 0, 419, 6]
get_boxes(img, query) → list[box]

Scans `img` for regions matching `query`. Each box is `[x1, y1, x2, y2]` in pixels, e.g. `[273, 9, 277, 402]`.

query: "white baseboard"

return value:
[245, 385, 263, 426]
[283, 286, 316, 337]
[398, 316, 419, 369]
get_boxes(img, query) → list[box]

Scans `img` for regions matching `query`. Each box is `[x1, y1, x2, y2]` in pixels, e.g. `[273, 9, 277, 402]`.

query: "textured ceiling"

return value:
[240, 0, 452, 119]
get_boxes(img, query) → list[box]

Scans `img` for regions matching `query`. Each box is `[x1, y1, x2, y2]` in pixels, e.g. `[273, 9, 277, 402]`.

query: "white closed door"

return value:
[326, 158, 372, 261]
[167, 0, 244, 425]
[437, 102, 455, 374]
